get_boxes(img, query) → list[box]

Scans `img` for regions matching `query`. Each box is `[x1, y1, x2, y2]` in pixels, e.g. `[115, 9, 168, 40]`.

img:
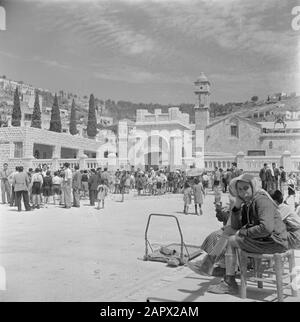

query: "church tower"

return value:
[194, 72, 211, 168]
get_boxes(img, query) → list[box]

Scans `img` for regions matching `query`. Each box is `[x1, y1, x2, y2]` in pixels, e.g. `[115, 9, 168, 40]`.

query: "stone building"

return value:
[0, 127, 104, 171]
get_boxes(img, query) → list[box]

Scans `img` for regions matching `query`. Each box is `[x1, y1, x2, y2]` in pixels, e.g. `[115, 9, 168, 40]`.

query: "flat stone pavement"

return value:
[0, 191, 299, 302]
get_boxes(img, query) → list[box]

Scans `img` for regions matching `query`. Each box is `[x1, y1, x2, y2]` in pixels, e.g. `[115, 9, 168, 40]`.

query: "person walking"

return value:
[183, 182, 193, 215]
[13, 166, 31, 212]
[0, 163, 11, 204]
[72, 165, 82, 207]
[193, 178, 205, 215]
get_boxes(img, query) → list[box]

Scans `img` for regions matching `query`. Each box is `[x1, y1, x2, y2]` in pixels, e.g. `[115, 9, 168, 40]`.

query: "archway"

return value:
[143, 135, 170, 170]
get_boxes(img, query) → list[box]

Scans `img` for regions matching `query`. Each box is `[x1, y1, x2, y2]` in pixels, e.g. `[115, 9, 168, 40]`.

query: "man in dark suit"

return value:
[88, 169, 98, 206]
[272, 162, 280, 191]
[259, 163, 267, 190]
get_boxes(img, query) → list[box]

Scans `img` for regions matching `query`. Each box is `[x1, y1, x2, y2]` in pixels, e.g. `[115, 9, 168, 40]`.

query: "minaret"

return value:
[194, 72, 211, 168]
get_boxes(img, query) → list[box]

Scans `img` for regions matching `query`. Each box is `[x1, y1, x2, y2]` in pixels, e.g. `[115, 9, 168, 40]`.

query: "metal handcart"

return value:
[143, 213, 203, 266]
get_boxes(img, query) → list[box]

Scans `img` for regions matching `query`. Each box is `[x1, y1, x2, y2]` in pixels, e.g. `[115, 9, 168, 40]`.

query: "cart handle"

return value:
[144, 214, 184, 263]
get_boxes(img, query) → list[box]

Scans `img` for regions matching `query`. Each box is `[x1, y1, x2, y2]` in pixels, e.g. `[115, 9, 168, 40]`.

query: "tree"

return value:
[31, 92, 42, 128]
[69, 99, 78, 135]
[251, 96, 259, 102]
[49, 93, 62, 132]
[11, 87, 21, 126]
[87, 94, 97, 138]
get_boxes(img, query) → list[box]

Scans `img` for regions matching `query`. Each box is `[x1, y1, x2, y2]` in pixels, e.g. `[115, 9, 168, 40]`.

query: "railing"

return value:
[85, 158, 109, 169]
[204, 155, 235, 171]
[58, 159, 79, 169]
[244, 156, 281, 172]
[32, 159, 54, 169]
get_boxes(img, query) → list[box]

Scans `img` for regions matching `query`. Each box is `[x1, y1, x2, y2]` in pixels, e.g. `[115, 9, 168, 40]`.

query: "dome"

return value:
[195, 72, 210, 84]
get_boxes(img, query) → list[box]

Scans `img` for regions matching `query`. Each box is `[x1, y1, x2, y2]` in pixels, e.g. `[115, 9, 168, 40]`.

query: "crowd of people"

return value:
[0, 161, 299, 214]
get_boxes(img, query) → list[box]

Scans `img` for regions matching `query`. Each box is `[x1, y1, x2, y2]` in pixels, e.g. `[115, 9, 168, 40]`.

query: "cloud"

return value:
[93, 64, 191, 84]
[26, 0, 297, 66]
[32, 56, 71, 69]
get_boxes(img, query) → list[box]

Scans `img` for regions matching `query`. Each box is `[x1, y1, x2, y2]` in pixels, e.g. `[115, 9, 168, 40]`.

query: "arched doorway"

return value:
[143, 135, 169, 170]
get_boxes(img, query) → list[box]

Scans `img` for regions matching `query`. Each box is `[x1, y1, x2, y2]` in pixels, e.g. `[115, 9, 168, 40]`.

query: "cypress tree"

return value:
[49, 93, 62, 132]
[69, 98, 78, 135]
[87, 94, 97, 138]
[31, 91, 42, 128]
[11, 87, 21, 126]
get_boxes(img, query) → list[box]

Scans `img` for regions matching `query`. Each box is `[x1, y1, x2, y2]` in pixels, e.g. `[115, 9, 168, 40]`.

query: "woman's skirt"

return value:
[52, 184, 61, 195]
[32, 182, 41, 195]
[236, 236, 287, 254]
[288, 184, 295, 196]
[43, 186, 52, 197]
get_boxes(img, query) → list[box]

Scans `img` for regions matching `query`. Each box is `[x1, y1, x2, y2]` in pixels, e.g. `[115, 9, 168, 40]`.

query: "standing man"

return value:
[272, 162, 280, 191]
[72, 165, 82, 207]
[63, 163, 72, 209]
[279, 166, 286, 194]
[88, 169, 98, 206]
[0, 163, 11, 204]
[259, 163, 268, 191]
[13, 166, 31, 212]
[212, 167, 221, 205]
[266, 164, 274, 193]
[9, 166, 19, 207]
[101, 167, 110, 187]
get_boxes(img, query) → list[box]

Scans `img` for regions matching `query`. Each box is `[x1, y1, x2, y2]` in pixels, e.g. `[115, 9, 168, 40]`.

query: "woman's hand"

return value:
[233, 196, 243, 209]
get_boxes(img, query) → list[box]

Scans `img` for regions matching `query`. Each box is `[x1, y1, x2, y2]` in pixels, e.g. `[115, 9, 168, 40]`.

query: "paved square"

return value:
[0, 192, 299, 302]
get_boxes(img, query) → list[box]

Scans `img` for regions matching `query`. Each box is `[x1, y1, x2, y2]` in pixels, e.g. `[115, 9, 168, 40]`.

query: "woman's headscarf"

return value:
[228, 173, 277, 207]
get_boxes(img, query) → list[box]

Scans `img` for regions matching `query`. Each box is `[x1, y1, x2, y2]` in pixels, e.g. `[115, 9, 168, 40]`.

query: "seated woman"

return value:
[197, 202, 231, 276]
[207, 174, 288, 294]
[271, 190, 300, 249]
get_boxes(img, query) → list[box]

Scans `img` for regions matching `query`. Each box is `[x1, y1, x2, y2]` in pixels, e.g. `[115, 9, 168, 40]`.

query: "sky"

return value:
[0, 0, 299, 104]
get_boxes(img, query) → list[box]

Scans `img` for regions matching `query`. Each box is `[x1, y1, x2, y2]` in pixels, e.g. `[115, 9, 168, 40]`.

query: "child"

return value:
[183, 182, 193, 215]
[42, 170, 52, 207]
[285, 173, 296, 207]
[52, 171, 62, 205]
[31, 168, 43, 209]
[97, 182, 108, 209]
[193, 178, 205, 215]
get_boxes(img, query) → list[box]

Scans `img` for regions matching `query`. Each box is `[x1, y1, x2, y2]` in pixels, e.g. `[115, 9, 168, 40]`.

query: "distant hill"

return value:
[2, 76, 298, 125]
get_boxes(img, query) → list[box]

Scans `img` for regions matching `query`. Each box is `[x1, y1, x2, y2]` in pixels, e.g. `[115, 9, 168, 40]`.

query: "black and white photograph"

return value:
[0, 0, 300, 304]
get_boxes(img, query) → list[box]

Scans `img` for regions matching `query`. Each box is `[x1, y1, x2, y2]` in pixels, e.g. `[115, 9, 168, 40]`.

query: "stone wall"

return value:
[205, 117, 262, 154]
